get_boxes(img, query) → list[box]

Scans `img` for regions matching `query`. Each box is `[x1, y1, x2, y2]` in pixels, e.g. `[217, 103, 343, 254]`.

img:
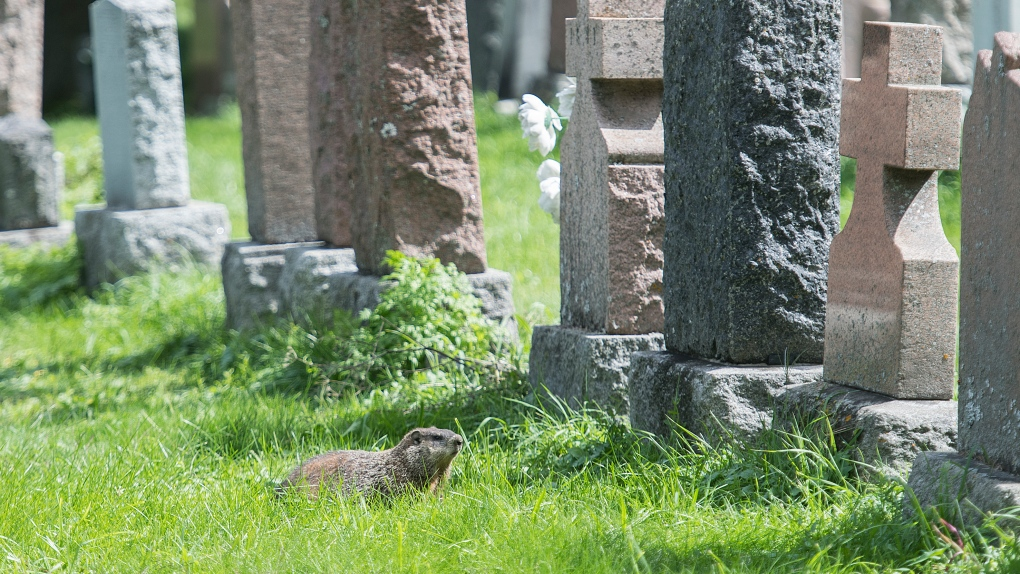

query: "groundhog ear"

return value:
[409, 430, 422, 444]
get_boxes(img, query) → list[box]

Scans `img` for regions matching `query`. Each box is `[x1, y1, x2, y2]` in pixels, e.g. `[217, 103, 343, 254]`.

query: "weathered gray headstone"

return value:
[662, 0, 842, 364]
[530, 0, 666, 413]
[231, 0, 315, 244]
[824, 23, 961, 400]
[0, 0, 44, 118]
[91, 0, 190, 210]
[958, 32, 1020, 474]
[78, 0, 230, 287]
[0, 114, 57, 230]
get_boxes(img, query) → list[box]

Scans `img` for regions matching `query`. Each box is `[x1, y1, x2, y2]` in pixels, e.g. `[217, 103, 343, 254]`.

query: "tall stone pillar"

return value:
[529, 0, 667, 414]
[76, 0, 230, 287]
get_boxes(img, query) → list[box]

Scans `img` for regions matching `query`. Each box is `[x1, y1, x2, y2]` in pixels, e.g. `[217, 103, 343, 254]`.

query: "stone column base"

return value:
[529, 326, 665, 415]
[75, 201, 231, 288]
[222, 244, 516, 332]
[778, 382, 956, 474]
[907, 452, 1020, 527]
[0, 221, 74, 248]
[628, 351, 822, 441]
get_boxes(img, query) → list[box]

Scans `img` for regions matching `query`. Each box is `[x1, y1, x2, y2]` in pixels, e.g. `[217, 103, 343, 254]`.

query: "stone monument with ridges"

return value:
[823, 22, 961, 400]
[908, 32, 1020, 522]
[529, 0, 666, 414]
[629, 0, 841, 439]
[76, 0, 229, 287]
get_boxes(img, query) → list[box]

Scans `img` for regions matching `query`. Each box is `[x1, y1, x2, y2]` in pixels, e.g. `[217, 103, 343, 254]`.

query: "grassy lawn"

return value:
[0, 97, 1003, 572]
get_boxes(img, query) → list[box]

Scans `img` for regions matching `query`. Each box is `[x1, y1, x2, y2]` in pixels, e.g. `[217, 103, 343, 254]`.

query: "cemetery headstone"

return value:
[76, 0, 229, 287]
[629, 0, 841, 438]
[529, 0, 667, 413]
[892, 0, 974, 85]
[907, 32, 1020, 522]
[0, 0, 72, 247]
[823, 22, 961, 400]
[972, 0, 1019, 63]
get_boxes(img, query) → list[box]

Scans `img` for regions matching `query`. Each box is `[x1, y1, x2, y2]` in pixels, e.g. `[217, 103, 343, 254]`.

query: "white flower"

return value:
[555, 78, 576, 120]
[518, 94, 561, 156]
[536, 159, 561, 224]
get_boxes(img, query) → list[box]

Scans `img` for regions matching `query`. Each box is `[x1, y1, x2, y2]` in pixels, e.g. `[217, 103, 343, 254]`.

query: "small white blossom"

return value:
[555, 78, 576, 120]
[518, 94, 561, 156]
[536, 159, 561, 224]
[380, 122, 398, 138]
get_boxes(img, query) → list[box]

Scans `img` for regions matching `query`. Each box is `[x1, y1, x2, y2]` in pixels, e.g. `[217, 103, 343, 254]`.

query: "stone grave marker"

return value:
[0, 0, 43, 119]
[892, 0, 974, 85]
[629, 0, 842, 439]
[908, 32, 1020, 521]
[76, 0, 229, 287]
[0, 115, 57, 230]
[824, 22, 961, 400]
[529, 0, 667, 413]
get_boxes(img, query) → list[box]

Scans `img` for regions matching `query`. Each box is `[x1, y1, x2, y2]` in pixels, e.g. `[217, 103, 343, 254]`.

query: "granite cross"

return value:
[824, 22, 961, 399]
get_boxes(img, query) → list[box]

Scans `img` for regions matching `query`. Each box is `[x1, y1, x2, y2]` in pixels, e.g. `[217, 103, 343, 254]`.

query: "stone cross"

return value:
[231, 0, 316, 244]
[824, 22, 961, 399]
[90, 0, 190, 210]
[323, 0, 487, 276]
[0, 0, 44, 118]
[958, 32, 1020, 474]
[560, 0, 665, 335]
[663, 0, 841, 364]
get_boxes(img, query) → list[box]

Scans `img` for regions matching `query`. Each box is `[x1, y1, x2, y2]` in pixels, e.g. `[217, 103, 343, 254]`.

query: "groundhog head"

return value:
[399, 427, 464, 475]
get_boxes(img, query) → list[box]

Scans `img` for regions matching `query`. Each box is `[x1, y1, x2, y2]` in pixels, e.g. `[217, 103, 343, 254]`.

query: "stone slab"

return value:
[824, 23, 961, 400]
[330, 0, 488, 276]
[221, 241, 323, 331]
[779, 381, 956, 474]
[231, 0, 315, 244]
[628, 351, 823, 441]
[90, 0, 190, 210]
[892, 0, 973, 84]
[75, 201, 230, 288]
[958, 33, 1020, 474]
[662, 0, 841, 364]
[529, 326, 664, 414]
[0, 0, 44, 118]
[0, 114, 58, 230]
[0, 221, 73, 247]
[560, 13, 665, 335]
[907, 451, 1020, 527]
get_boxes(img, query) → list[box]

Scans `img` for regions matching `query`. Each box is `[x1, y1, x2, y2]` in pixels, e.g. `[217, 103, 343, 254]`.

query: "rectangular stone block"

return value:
[958, 33, 1020, 474]
[560, 12, 665, 335]
[893, 0, 974, 85]
[628, 351, 823, 441]
[75, 201, 230, 288]
[908, 452, 1020, 528]
[0, 114, 58, 230]
[231, 0, 315, 244]
[529, 326, 664, 414]
[326, 0, 488, 276]
[90, 0, 190, 210]
[0, 221, 72, 247]
[221, 241, 323, 331]
[0, 0, 43, 118]
[824, 23, 961, 399]
[662, 0, 842, 364]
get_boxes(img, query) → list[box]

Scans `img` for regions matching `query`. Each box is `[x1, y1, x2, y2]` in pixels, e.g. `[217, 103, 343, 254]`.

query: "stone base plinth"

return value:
[628, 351, 822, 441]
[779, 382, 956, 474]
[76, 202, 230, 288]
[529, 326, 664, 414]
[223, 245, 515, 332]
[907, 452, 1020, 527]
[0, 221, 74, 248]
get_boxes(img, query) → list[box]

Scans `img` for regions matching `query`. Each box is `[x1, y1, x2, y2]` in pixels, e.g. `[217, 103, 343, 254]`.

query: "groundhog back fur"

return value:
[279, 427, 464, 499]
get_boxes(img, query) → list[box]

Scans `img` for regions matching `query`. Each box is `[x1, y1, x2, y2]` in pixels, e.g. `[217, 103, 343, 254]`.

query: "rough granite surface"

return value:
[222, 241, 322, 331]
[908, 452, 1020, 527]
[76, 202, 230, 288]
[662, 0, 841, 364]
[231, 0, 316, 244]
[958, 32, 1020, 475]
[0, 114, 58, 230]
[892, 0, 973, 84]
[90, 0, 190, 210]
[560, 10, 665, 335]
[824, 23, 961, 400]
[529, 326, 665, 414]
[331, 0, 488, 275]
[0, 0, 43, 118]
[628, 351, 823, 441]
[0, 221, 73, 247]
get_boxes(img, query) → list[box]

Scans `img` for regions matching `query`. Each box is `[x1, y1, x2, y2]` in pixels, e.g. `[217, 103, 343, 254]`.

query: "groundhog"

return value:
[278, 427, 464, 499]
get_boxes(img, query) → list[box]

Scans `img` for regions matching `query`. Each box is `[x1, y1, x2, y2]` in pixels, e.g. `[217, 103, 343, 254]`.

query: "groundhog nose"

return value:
[452, 435, 464, 448]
